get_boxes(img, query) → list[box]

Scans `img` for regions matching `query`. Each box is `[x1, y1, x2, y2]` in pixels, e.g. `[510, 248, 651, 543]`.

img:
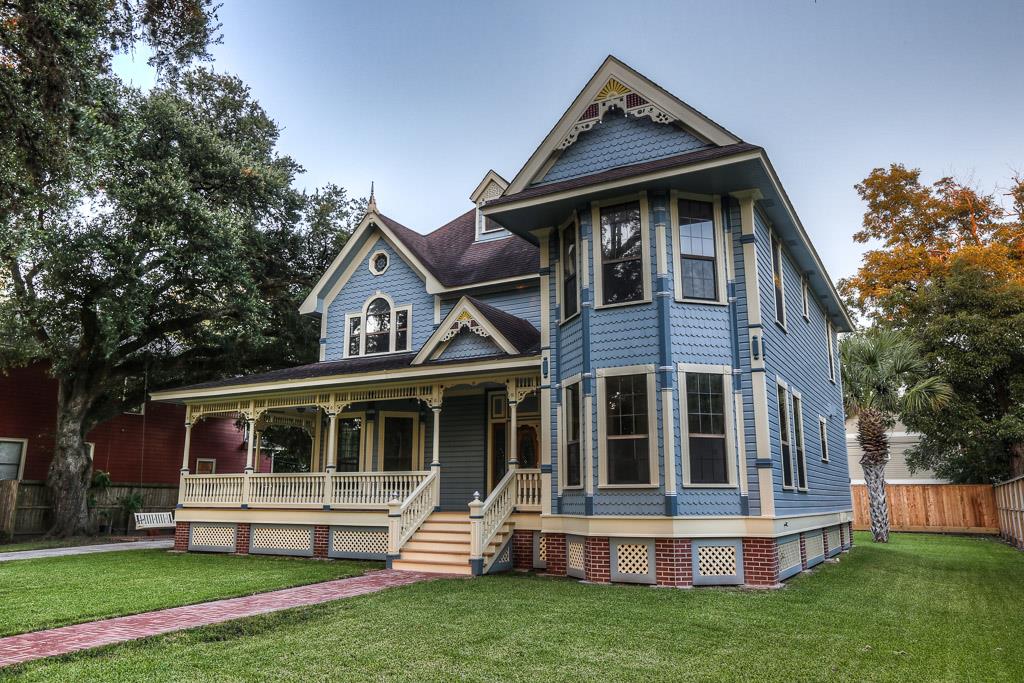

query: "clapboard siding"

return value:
[438, 328, 504, 360]
[437, 394, 487, 509]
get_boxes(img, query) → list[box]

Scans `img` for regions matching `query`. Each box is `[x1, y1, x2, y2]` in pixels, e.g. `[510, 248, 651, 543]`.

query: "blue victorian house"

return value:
[154, 57, 854, 587]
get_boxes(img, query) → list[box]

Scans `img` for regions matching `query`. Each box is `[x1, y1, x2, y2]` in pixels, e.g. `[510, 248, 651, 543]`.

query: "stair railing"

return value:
[468, 469, 517, 573]
[387, 468, 440, 557]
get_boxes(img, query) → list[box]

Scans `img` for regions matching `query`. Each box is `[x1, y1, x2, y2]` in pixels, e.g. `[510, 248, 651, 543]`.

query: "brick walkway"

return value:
[0, 539, 173, 563]
[0, 569, 438, 668]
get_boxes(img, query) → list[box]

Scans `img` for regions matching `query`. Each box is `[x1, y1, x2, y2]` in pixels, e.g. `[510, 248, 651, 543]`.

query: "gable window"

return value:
[369, 251, 390, 275]
[561, 218, 579, 320]
[792, 393, 808, 490]
[826, 320, 836, 382]
[598, 367, 658, 487]
[563, 381, 582, 488]
[771, 233, 786, 327]
[677, 199, 718, 301]
[777, 383, 794, 489]
[680, 367, 736, 486]
[344, 294, 412, 357]
[818, 417, 830, 462]
[593, 196, 650, 307]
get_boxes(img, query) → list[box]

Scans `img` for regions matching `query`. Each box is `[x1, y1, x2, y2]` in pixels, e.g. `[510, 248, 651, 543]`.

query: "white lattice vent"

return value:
[538, 535, 548, 562]
[778, 539, 802, 572]
[251, 525, 311, 551]
[805, 532, 824, 558]
[827, 527, 841, 551]
[567, 539, 585, 571]
[698, 545, 737, 577]
[498, 544, 511, 564]
[191, 524, 234, 549]
[333, 529, 387, 555]
[616, 543, 649, 575]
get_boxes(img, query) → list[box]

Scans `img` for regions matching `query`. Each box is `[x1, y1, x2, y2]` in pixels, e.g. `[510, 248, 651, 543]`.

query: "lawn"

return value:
[2, 532, 1022, 682]
[0, 550, 376, 637]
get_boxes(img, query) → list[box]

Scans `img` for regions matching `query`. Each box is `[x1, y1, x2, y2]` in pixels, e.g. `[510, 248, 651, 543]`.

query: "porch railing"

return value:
[387, 468, 440, 554]
[515, 469, 542, 510]
[179, 471, 430, 509]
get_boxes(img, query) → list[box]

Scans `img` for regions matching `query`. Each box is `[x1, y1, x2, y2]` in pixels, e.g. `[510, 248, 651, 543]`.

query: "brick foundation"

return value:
[512, 530, 534, 570]
[584, 536, 610, 583]
[544, 533, 566, 576]
[847, 522, 854, 547]
[742, 538, 779, 586]
[823, 528, 831, 557]
[654, 538, 693, 587]
[313, 525, 329, 558]
[174, 521, 190, 551]
[235, 523, 250, 554]
[799, 532, 808, 569]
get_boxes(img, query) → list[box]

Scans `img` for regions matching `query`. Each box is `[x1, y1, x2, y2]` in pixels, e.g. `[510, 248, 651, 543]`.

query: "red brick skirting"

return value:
[584, 536, 610, 583]
[847, 522, 854, 547]
[313, 525, 329, 558]
[823, 528, 831, 557]
[235, 523, 250, 555]
[544, 533, 566, 576]
[655, 538, 692, 587]
[173, 521, 190, 551]
[512, 530, 533, 570]
[742, 538, 778, 586]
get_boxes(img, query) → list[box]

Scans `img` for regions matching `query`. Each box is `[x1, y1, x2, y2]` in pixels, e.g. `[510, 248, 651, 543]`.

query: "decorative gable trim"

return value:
[300, 210, 442, 315]
[412, 297, 519, 365]
[505, 56, 742, 195]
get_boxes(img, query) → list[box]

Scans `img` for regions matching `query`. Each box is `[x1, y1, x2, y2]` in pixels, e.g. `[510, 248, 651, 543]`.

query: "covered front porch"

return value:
[161, 367, 546, 572]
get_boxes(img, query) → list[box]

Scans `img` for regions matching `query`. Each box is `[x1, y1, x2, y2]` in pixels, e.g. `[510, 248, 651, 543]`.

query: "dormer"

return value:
[470, 170, 510, 241]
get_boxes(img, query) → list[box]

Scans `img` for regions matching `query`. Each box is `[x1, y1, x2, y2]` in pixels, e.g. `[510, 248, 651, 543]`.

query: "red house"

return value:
[0, 363, 245, 485]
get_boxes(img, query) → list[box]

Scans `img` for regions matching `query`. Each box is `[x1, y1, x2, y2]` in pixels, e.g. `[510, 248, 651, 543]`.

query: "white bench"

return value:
[134, 512, 175, 530]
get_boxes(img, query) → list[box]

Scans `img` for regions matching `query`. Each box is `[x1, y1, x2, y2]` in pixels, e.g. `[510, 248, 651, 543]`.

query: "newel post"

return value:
[468, 491, 484, 575]
[386, 495, 403, 567]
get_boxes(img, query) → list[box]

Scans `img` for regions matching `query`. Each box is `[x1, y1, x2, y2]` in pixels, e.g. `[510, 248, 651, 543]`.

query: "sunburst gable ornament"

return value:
[596, 78, 630, 101]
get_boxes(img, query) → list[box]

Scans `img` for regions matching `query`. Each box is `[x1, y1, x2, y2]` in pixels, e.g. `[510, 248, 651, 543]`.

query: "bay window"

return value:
[563, 381, 582, 488]
[561, 217, 579, 320]
[598, 368, 657, 487]
[677, 198, 718, 301]
[593, 196, 650, 307]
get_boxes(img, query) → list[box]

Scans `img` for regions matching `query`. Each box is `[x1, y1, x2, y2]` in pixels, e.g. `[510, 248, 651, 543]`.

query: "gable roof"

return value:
[504, 55, 742, 195]
[300, 207, 539, 315]
[413, 295, 540, 365]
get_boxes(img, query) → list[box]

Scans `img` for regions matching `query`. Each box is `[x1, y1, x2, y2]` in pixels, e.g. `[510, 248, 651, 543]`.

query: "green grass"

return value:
[0, 536, 138, 553]
[0, 550, 376, 637]
[3, 533, 1023, 682]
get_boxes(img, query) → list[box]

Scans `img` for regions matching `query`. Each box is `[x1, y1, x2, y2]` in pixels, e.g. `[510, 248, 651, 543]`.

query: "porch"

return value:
[166, 370, 547, 574]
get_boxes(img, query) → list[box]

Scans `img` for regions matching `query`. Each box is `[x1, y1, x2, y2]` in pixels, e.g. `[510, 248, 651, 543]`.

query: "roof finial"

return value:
[368, 181, 377, 213]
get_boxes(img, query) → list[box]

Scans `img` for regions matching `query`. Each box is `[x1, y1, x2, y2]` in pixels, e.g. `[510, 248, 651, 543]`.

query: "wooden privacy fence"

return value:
[851, 483, 999, 534]
[0, 481, 178, 538]
[995, 475, 1024, 548]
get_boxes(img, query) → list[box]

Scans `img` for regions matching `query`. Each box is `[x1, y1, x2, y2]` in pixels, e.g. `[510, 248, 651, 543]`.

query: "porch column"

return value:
[244, 418, 256, 473]
[507, 398, 518, 471]
[254, 429, 263, 473]
[326, 411, 339, 472]
[311, 412, 323, 472]
[431, 406, 441, 468]
[180, 421, 193, 474]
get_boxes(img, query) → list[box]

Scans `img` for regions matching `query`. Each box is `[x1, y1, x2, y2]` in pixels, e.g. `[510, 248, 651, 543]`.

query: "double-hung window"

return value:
[826, 320, 836, 382]
[819, 417, 830, 462]
[676, 199, 719, 301]
[344, 295, 411, 357]
[594, 198, 649, 306]
[777, 383, 794, 489]
[802, 277, 810, 320]
[563, 381, 582, 488]
[792, 393, 808, 490]
[680, 368, 735, 486]
[771, 233, 786, 327]
[561, 217, 579, 320]
[599, 368, 657, 487]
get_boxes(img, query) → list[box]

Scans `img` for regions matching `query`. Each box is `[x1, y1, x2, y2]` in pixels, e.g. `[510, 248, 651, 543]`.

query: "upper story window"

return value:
[369, 251, 389, 275]
[594, 198, 650, 307]
[770, 232, 786, 328]
[561, 217, 579, 320]
[826, 320, 836, 382]
[792, 392, 808, 490]
[801, 276, 810, 320]
[818, 417, 830, 462]
[677, 199, 717, 301]
[344, 294, 411, 357]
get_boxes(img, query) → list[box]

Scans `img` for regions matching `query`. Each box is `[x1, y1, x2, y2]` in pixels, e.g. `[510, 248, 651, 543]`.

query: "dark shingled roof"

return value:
[466, 296, 540, 355]
[486, 143, 762, 206]
[376, 210, 539, 288]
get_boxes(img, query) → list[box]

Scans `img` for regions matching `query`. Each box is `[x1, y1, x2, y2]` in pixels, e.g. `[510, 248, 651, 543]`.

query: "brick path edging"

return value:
[0, 569, 439, 669]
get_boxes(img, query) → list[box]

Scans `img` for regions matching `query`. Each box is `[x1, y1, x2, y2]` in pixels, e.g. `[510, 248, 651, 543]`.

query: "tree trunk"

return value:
[1009, 442, 1024, 479]
[46, 383, 93, 537]
[857, 408, 890, 543]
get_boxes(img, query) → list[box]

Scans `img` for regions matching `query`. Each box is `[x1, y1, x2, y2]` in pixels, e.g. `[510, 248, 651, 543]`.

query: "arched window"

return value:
[344, 294, 411, 357]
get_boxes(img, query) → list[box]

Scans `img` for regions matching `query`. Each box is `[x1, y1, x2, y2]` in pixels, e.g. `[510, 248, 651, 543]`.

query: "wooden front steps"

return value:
[391, 511, 513, 576]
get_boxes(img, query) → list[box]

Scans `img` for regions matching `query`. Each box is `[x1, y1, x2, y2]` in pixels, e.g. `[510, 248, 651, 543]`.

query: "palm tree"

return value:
[840, 328, 952, 542]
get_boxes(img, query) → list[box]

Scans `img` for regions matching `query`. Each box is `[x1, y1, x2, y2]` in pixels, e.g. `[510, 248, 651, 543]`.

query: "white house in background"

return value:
[845, 419, 947, 485]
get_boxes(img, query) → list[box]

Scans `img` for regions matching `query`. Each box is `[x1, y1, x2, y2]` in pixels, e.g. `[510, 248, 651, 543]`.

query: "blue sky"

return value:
[114, 0, 1023, 282]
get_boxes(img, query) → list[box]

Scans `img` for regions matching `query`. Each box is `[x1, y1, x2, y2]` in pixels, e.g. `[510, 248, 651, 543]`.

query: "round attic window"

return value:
[369, 251, 389, 275]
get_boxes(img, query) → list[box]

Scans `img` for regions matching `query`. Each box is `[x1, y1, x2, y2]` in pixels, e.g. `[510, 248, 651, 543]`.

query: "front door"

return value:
[488, 420, 539, 492]
[516, 423, 540, 469]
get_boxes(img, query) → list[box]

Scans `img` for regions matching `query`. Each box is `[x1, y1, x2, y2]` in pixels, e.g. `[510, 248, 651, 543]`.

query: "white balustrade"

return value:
[181, 474, 244, 506]
[334, 472, 428, 507]
[248, 473, 325, 506]
[470, 469, 517, 565]
[515, 469, 542, 510]
[388, 469, 440, 554]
